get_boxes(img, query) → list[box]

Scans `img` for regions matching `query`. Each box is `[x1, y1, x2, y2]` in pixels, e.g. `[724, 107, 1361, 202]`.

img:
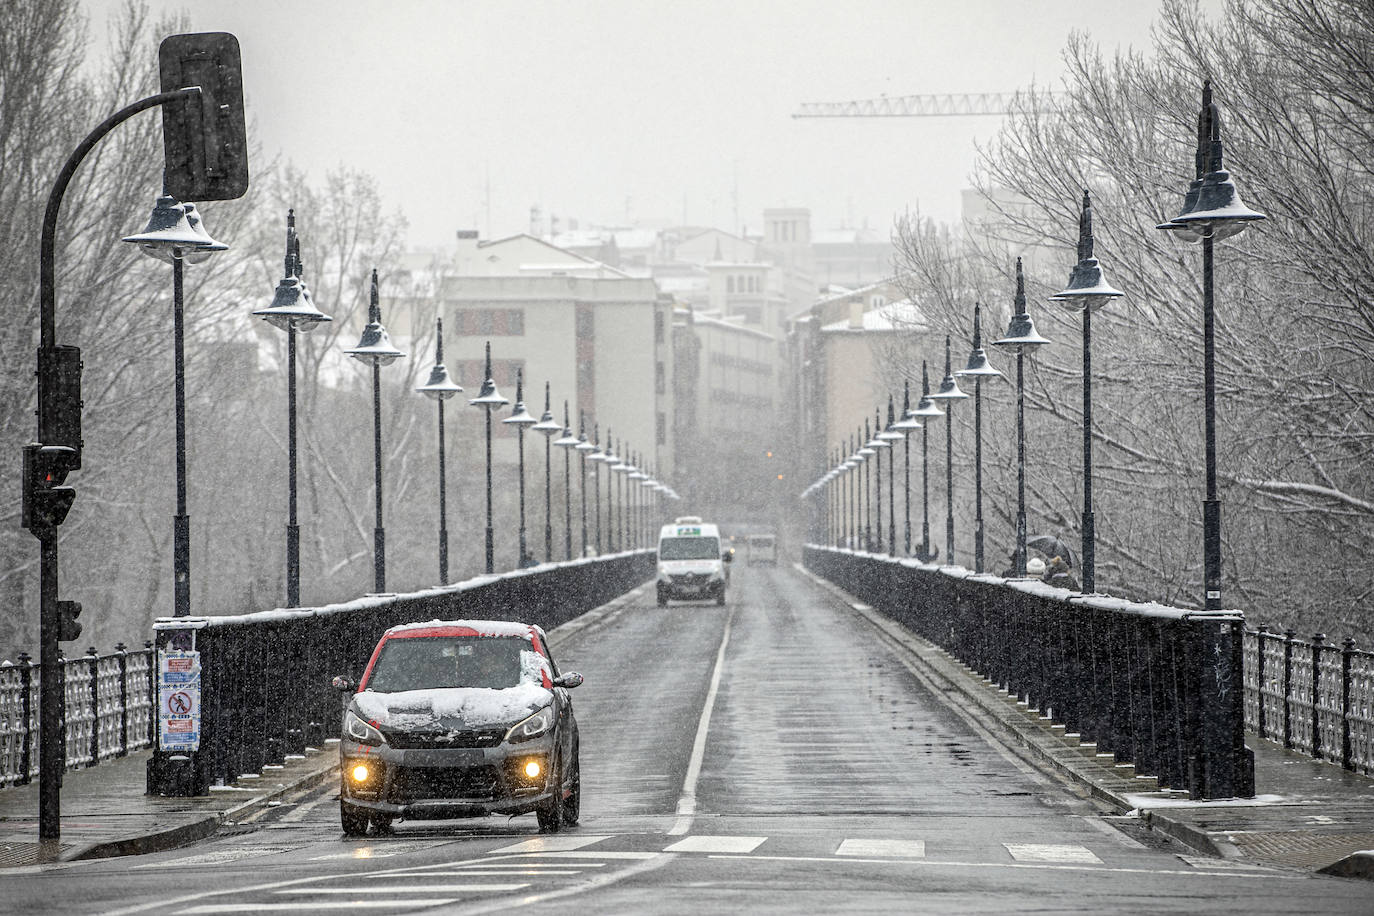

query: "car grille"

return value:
[383, 728, 504, 749]
[670, 573, 710, 585]
[389, 765, 502, 802]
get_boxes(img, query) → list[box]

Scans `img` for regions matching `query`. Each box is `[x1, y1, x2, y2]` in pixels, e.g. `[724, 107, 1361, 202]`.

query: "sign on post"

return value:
[158, 649, 201, 752]
[158, 32, 249, 202]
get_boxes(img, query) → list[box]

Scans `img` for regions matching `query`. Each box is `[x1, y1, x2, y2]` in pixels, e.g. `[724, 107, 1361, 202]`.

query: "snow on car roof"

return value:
[383, 619, 536, 640]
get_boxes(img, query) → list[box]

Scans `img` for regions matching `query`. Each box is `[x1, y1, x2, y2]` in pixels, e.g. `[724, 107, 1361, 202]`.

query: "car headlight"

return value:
[343, 709, 384, 747]
[505, 706, 555, 743]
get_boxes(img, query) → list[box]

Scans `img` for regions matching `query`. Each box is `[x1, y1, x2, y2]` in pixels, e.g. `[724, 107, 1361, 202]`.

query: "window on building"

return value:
[654, 310, 664, 344]
[655, 361, 665, 395]
[657, 412, 666, 445]
[727, 276, 735, 294]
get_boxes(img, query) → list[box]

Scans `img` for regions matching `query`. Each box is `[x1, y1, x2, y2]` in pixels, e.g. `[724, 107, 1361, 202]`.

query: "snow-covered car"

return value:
[332, 619, 583, 835]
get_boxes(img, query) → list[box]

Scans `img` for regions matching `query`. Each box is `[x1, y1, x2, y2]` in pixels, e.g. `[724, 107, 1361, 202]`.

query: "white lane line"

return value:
[491, 851, 659, 860]
[487, 835, 611, 854]
[308, 842, 437, 861]
[835, 838, 926, 858]
[383, 869, 582, 876]
[132, 846, 301, 868]
[705, 853, 1297, 879]
[279, 791, 334, 823]
[669, 604, 737, 836]
[456, 862, 603, 869]
[664, 835, 766, 854]
[1004, 843, 1102, 864]
[275, 885, 529, 893]
[183, 905, 457, 913]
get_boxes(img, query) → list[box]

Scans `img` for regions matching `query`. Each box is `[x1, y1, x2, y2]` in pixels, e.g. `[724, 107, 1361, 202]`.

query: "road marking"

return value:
[132, 846, 302, 868]
[308, 842, 437, 861]
[494, 851, 659, 860]
[275, 884, 529, 893]
[385, 869, 583, 876]
[1004, 843, 1102, 864]
[454, 862, 603, 869]
[183, 903, 458, 913]
[670, 604, 737, 836]
[835, 838, 926, 858]
[706, 853, 1296, 879]
[279, 792, 335, 823]
[664, 835, 766, 854]
[487, 835, 611, 854]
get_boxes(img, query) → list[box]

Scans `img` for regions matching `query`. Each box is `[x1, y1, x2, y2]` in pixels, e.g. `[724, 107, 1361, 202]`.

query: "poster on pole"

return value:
[158, 650, 201, 751]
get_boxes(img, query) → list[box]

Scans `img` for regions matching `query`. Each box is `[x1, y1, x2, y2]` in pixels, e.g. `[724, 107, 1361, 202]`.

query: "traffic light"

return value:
[158, 32, 249, 202]
[56, 600, 82, 642]
[22, 444, 79, 537]
[38, 345, 82, 469]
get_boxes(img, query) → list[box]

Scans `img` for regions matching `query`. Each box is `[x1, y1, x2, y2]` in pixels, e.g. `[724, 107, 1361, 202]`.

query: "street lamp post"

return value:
[253, 211, 331, 604]
[929, 337, 969, 565]
[879, 397, 905, 556]
[574, 414, 593, 556]
[1052, 190, 1124, 594]
[532, 384, 563, 563]
[893, 382, 922, 555]
[468, 341, 509, 574]
[994, 258, 1051, 577]
[415, 317, 463, 583]
[867, 411, 892, 554]
[911, 362, 944, 561]
[344, 269, 405, 593]
[858, 423, 876, 551]
[955, 303, 1004, 574]
[553, 404, 579, 560]
[1157, 81, 1265, 610]
[589, 425, 607, 555]
[123, 195, 223, 617]
[503, 372, 538, 568]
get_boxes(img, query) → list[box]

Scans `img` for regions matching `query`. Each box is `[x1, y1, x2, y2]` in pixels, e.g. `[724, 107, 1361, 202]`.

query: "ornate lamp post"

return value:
[574, 414, 595, 556]
[532, 386, 563, 563]
[910, 362, 944, 561]
[994, 258, 1051, 577]
[867, 410, 892, 553]
[415, 318, 463, 583]
[588, 425, 608, 554]
[553, 404, 579, 560]
[892, 381, 922, 555]
[955, 303, 1003, 574]
[503, 371, 538, 567]
[1157, 81, 1265, 610]
[123, 195, 222, 617]
[929, 336, 969, 565]
[857, 423, 876, 551]
[468, 341, 509, 574]
[252, 210, 331, 605]
[1051, 190, 1123, 593]
[344, 269, 405, 592]
[878, 397, 905, 556]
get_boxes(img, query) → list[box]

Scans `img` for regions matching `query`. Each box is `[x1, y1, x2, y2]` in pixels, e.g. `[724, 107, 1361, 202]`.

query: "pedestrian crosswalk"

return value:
[163, 832, 1273, 914]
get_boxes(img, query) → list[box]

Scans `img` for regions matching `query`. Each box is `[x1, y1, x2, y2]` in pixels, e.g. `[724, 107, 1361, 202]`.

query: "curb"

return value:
[1318, 850, 1374, 881]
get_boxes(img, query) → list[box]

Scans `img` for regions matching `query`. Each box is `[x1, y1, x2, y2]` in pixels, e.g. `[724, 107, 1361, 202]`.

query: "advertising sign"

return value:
[158, 650, 201, 751]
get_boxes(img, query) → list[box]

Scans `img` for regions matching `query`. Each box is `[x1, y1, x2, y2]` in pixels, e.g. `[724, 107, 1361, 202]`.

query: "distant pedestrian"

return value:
[1046, 555, 1078, 591]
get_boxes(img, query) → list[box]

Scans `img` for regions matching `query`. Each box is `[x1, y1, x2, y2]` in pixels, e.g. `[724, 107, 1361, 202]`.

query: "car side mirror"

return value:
[553, 672, 584, 689]
[331, 675, 356, 692]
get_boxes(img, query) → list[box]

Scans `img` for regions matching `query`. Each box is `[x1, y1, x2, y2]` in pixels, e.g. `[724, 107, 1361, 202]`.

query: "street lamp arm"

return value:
[40, 87, 202, 350]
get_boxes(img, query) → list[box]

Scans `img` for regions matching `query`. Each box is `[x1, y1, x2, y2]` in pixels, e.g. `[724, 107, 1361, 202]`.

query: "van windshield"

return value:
[659, 536, 721, 561]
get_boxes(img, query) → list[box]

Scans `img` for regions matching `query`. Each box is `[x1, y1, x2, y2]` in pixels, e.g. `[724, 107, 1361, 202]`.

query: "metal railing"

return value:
[1245, 627, 1373, 775]
[805, 545, 1253, 799]
[0, 643, 155, 787]
[149, 550, 655, 795]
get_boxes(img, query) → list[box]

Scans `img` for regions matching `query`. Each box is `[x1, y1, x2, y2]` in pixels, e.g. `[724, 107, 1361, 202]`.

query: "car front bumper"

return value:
[339, 735, 557, 819]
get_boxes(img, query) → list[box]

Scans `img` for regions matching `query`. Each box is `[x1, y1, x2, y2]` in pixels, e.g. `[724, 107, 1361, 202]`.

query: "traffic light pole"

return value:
[35, 87, 200, 843]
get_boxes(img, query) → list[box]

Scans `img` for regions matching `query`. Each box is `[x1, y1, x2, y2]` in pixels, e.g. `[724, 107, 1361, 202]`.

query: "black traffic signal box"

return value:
[22, 444, 79, 537]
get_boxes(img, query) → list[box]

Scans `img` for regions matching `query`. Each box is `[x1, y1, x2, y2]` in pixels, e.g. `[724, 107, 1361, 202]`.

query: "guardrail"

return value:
[148, 550, 655, 795]
[1245, 627, 1373, 775]
[0, 644, 155, 787]
[804, 545, 1254, 800]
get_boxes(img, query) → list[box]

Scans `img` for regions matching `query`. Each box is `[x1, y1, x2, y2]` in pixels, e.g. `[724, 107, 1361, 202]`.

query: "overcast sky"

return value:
[95, 0, 1197, 249]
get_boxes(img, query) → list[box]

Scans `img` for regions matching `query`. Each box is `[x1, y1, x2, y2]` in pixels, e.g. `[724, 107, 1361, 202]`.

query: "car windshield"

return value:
[365, 635, 527, 692]
[659, 536, 721, 560]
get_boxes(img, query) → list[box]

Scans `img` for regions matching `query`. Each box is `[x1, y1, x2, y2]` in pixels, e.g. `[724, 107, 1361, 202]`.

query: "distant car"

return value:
[745, 533, 777, 566]
[333, 619, 583, 835]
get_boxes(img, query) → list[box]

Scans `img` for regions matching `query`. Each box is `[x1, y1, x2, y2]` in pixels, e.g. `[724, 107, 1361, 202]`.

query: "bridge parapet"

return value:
[804, 545, 1254, 800]
[147, 550, 654, 796]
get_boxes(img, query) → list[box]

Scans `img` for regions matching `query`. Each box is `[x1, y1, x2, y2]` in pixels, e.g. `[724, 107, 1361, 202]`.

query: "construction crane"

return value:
[792, 92, 1062, 118]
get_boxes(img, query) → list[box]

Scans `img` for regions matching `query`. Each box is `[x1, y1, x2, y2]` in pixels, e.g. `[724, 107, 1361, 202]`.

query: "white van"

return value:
[656, 516, 730, 607]
[745, 533, 777, 566]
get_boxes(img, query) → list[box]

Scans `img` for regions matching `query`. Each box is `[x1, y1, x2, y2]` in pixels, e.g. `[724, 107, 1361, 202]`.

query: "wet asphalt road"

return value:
[2, 562, 1370, 913]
